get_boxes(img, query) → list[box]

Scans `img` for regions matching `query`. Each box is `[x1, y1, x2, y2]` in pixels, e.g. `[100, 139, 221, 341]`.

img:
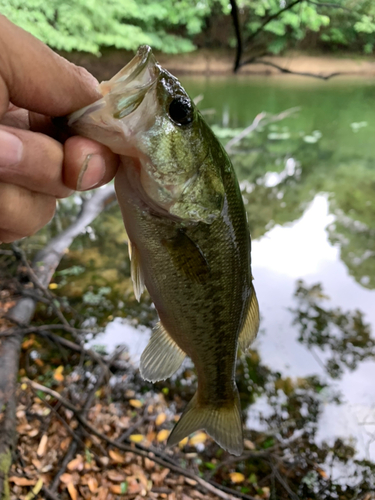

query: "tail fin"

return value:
[167, 391, 243, 456]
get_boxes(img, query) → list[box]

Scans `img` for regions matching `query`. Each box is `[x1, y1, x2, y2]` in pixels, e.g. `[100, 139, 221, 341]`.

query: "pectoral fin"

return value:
[128, 240, 145, 302]
[162, 230, 210, 284]
[238, 288, 260, 351]
[140, 322, 186, 382]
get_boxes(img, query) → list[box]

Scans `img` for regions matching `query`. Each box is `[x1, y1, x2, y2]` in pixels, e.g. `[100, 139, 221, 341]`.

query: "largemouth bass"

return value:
[66, 46, 259, 456]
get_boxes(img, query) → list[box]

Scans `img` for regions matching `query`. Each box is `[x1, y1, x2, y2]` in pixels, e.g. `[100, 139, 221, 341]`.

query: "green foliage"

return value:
[240, 0, 374, 55]
[0, 0, 203, 54]
[1, 0, 373, 55]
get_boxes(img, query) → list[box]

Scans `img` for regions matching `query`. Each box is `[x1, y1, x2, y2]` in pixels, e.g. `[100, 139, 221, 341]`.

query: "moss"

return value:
[0, 449, 12, 500]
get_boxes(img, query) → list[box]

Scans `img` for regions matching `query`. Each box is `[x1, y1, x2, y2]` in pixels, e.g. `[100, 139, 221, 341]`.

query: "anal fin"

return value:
[129, 240, 145, 302]
[140, 322, 186, 382]
[239, 288, 260, 351]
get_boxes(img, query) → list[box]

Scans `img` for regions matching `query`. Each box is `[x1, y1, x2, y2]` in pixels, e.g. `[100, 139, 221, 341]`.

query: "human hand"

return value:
[0, 15, 119, 243]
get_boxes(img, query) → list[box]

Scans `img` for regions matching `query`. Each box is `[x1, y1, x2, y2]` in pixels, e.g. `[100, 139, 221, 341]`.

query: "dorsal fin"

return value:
[238, 288, 260, 351]
[128, 240, 145, 302]
[140, 322, 186, 382]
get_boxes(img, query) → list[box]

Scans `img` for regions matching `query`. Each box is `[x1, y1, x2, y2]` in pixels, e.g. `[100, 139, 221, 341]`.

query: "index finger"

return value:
[0, 15, 102, 118]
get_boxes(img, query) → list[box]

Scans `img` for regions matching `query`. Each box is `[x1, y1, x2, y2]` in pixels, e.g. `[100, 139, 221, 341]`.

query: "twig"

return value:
[225, 112, 266, 152]
[225, 107, 300, 153]
[28, 380, 248, 500]
[268, 460, 300, 500]
[241, 58, 342, 80]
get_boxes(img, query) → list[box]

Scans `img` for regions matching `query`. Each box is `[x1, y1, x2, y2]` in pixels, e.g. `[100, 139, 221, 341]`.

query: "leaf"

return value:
[107, 470, 127, 482]
[179, 437, 188, 448]
[60, 473, 74, 484]
[67, 455, 84, 471]
[53, 365, 64, 382]
[157, 429, 170, 442]
[25, 478, 43, 500]
[67, 482, 78, 500]
[37, 434, 48, 457]
[129, 399, 143, 408]
[22, 338, 34, 349]
[87, 476, 98, 492]
[110, 483, 128, 494]
[248, 473, 257, 484]
[155, 413, 166, 426]
[9, 477, 35, 486]
[230, 472, 245, 483]
[129, 434, 144, 443]
[109, 449, 125, 463]
[244, 439, 256, 450]
[189, 432, 207, 446]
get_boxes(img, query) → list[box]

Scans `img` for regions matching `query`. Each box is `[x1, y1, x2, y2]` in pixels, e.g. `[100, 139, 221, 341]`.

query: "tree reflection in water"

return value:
[292, 280, 375, 379]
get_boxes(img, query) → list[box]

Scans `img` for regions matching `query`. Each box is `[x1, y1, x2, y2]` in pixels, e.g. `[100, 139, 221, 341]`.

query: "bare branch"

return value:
[244, 58, 342, 80]
[225, 107, 300, 153]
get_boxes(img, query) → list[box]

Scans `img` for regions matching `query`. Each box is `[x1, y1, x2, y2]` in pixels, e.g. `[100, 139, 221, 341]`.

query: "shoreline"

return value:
[65, 49, 375, 81]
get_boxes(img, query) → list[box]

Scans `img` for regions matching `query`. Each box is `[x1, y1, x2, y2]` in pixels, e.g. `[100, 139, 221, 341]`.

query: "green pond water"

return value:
[26, 74, 375, 495]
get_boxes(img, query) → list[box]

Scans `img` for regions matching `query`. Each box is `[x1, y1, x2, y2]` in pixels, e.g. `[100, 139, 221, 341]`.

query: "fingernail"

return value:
[0, 130, 23, 167]
[77, 154, 106, 190]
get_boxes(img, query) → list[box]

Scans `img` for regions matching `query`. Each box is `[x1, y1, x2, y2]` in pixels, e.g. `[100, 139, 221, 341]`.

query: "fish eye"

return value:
[168, 97, 193, 126]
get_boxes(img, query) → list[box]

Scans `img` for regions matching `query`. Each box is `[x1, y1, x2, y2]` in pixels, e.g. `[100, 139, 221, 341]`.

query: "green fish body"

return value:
[66, 46, 259, 455]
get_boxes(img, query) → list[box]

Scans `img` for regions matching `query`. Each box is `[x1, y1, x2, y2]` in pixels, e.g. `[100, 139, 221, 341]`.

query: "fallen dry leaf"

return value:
[87, 476, 98, 493]
[189, 432, 206, 446]
[229, 472, 245, 483]
[157, 429, 170, 442]
[107, 470, 127, 482]
[129, 434, 144, 443]
[260, 486, 270, 498]
[109, 449, 125, 463]
[317, 468, 328, 479]
[110, 482, 129, 494]
[25, 477, 43, 500]
[36, 434, 48, 457]
[9, 477, 35, 486]
[53, 365, 64, 382]
[22, 338, 34, 350]
[178, 437, 188, 448]
[244, 439, 256, 450]
[129, 399, 143, 408]
[155, 413, 166, 426]
[67, 455, 84, 471]
[60, 473, 74, 484]
[67, 482, 78, 500]
[97, 486, 109, 500]
[185, 478, 197, 486]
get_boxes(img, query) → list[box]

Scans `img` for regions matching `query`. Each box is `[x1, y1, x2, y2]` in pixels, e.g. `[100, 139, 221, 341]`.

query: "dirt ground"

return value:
[65, 49, 375, 82]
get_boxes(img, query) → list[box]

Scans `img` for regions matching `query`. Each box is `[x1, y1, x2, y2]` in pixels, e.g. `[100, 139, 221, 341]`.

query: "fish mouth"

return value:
[101, 45, 159, 120]
[68, 45, 159, 126]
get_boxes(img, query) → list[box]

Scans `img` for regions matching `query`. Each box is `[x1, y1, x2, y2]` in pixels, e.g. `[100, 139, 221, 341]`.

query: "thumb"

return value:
[0, 15, 101, 118]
